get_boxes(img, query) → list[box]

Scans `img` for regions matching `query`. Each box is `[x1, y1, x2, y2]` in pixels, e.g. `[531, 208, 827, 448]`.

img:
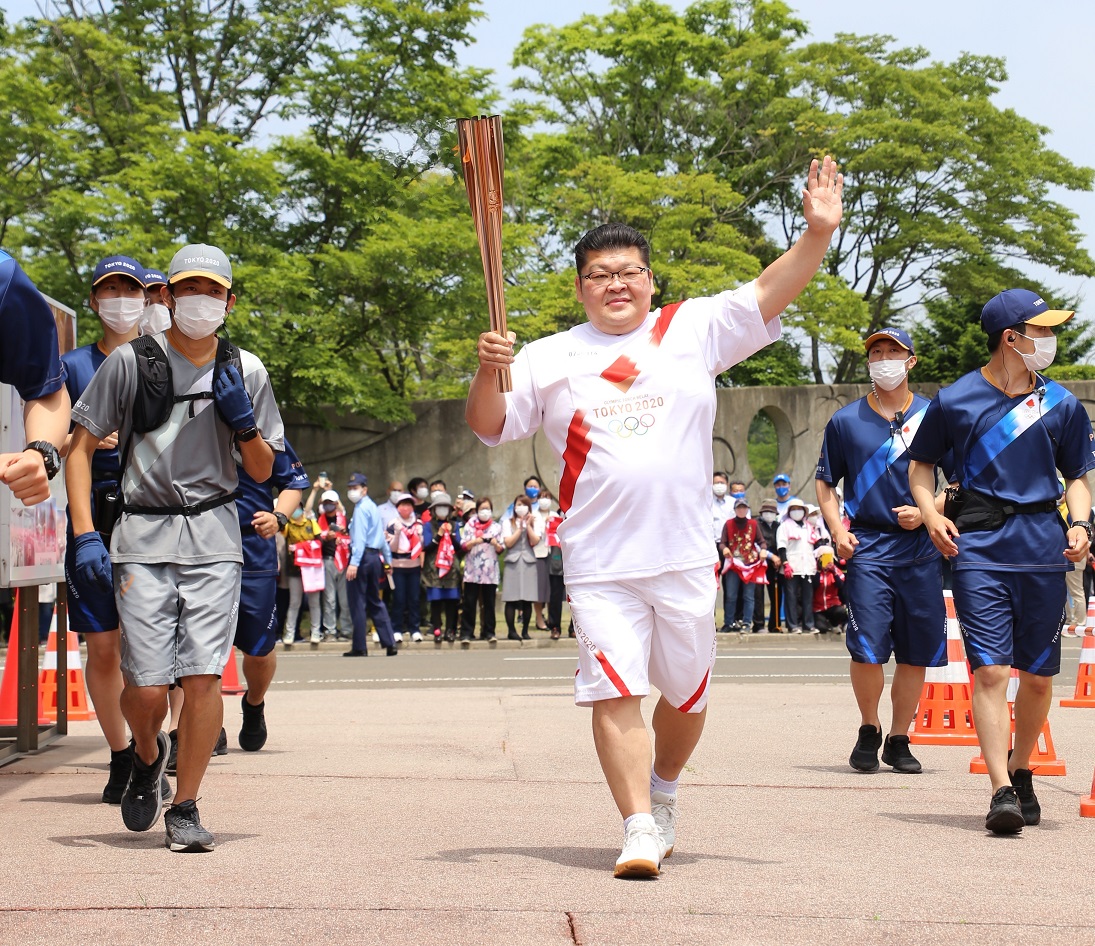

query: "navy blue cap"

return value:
[864, 327, 914, 355]
[142, 268, 167, 289]
[347, 472, 367, 487]
[980, 288, 1074, 335]
[773, 473, 790, 484]
[92, 255, 143, 287]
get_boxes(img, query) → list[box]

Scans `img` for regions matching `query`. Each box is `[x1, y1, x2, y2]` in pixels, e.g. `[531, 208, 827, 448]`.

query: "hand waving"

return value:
[802, 155, 844, 235]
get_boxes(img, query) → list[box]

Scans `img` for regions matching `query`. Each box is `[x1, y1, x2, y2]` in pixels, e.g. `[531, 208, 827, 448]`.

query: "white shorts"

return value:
[568, 566, 718, 712]
[116, 561, 241, 687]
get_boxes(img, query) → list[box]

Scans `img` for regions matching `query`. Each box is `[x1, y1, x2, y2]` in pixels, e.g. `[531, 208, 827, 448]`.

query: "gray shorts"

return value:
[116, 561, 241, 687]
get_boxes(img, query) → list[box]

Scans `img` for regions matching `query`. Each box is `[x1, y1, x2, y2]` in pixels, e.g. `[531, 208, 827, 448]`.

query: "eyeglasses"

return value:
[581, 266, 650, 288]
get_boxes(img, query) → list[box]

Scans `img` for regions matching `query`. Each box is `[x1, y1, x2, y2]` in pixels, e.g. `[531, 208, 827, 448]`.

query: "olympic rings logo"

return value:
[608, 414, 656, 438]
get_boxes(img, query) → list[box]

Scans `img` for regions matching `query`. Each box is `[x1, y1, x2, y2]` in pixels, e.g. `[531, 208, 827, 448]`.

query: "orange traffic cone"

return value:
[38, 614, 96, 722]
[1063, 597, 1094, 638]
[909, 591, 978, 745]
[970, 669, 1066, 775]
[0, 590, 50, 726]
[1081, 764, 1095, 818]
[220, 646, 245, 695]
[1060, 630, 1095, 708]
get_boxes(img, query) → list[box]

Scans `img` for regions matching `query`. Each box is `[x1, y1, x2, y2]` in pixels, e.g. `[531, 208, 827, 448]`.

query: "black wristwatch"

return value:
[25, 441, 60, 480]
[235, 425, 260, 443]
[1074, 520, 1095, 542]
[273, 511, 289, 530]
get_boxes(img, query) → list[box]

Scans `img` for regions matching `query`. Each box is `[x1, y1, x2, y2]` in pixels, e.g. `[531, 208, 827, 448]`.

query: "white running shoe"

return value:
[614, 816, 661, 878]
[371, 631, 380, 644]
[651, 791, 678, 858]
[411, 631, 423, 643]
[393, 632, 404, 643]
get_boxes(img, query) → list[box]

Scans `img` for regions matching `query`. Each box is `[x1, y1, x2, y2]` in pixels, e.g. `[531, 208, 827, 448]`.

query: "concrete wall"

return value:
[284, 380, 1095, 509]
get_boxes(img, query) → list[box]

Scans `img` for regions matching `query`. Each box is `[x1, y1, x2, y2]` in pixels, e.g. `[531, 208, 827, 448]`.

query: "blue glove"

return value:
[73, 532, 113, 595]
[212, 363, 256, 431]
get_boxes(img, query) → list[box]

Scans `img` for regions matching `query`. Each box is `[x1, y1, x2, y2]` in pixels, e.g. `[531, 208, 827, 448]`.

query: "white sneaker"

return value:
[614, 816, 661, 878]
[411, 631, 423, 643]
[651, 791, 678, 857]
[371, 631, 380, 644]
[393, 632, 404, 643]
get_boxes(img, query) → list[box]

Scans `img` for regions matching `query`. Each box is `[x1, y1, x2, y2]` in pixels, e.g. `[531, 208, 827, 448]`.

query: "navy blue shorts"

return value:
[844, 558, 946, 666]
[64, 538, 118, 634]
[951, 569, 1065, 676]
[234, 573, 278, 657]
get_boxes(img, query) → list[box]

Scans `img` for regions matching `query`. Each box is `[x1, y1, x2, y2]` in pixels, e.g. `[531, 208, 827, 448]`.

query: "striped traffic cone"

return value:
[1060, 629, 1095, 708]
[909, 591, 978, 745]
[38, 615, 95, 722]
[970, 669, 1066, 775]
[1081, 764, 1095, 818]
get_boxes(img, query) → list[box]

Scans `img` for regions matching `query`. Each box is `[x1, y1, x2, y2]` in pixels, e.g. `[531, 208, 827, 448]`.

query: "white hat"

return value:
[321, 490, 339, 503]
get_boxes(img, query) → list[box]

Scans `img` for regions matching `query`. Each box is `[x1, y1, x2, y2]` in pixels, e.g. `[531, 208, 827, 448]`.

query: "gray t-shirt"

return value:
[72, 333, 284, 565]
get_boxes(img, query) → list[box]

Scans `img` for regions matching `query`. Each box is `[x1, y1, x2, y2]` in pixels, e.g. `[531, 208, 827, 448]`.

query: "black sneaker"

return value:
[212, 727, 228, 757]
[238, 693, 267, 752]
[121, 731, 169, 832]
[164, 799, 215, 853]
[165, 729, 178, 777]
[1009, 766, 1041, 825]
[986, 785, 1025, 834]
[849, 724, 882, 772]
[881, 734, 922, 774]
[102, 748, 133, 805]
[161, 774, 173, 803]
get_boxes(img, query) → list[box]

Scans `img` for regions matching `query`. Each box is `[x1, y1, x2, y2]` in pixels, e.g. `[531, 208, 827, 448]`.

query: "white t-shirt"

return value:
[479, 282, 778, 583]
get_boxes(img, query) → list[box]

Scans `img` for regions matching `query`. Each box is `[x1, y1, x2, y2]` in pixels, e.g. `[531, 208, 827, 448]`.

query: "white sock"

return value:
[650, 769, 679, 797]
[623, 812, 656, 834]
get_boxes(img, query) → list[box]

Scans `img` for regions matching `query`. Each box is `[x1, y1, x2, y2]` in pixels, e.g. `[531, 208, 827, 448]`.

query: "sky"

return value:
[3, 0, 1093, 313]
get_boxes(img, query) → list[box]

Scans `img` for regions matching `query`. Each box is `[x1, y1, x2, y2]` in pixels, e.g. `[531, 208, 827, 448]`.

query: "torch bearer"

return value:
[455, 114, 511, 393]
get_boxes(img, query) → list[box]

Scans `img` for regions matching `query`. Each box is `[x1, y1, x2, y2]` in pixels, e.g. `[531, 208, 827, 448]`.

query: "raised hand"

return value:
[801, 155, 844, 235]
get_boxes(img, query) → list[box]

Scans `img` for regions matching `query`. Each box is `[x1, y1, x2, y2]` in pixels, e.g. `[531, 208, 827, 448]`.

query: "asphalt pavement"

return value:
[1, 633, 1094, 945]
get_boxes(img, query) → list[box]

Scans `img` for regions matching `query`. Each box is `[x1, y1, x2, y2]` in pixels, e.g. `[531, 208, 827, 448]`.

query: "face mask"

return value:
[415, 487, 429, 500]
[96, 296, 144, 333]
[712, 483, 727, 497]
[139, 303, 172, 335]
[775, 486, 789, 499]
[430, 490, 443, 502]
[525, 486, 540, 499]
[172, 294, 226, 339]
[477, 508, 492, 522]
[321, 503, 336, 515]
[291, 509, 304, 521]
[730, 491, 746, 501]
[538, 498, 551, 511]
[761, 512, 777, 524]
[347, 489, 363, 504]
[789, 509, 805, 522]
[514, 504, 529, 518]
[1013, 332, 1057, 372]
[868, 357, 910, 392]
[434, 506, 451, 520]
[389, 491, 401, 504]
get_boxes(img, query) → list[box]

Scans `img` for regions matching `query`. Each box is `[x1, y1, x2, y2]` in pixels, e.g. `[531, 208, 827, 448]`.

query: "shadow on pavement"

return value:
[429, 845, 776, 870]
[48, 831, 259, 849]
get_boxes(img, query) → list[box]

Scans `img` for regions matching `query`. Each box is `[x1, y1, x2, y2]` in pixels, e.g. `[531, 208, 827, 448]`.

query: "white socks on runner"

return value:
[650, 768, 679, 797]
[622, 812, 657, 834]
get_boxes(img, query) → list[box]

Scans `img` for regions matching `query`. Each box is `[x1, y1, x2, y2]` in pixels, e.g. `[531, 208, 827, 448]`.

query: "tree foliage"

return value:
[1, 0, 1092, 419]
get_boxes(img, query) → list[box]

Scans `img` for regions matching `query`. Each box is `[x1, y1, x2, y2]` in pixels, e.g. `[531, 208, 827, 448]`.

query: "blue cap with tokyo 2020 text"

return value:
[980, 288, 1074, 335]
[92, 255, 143, 287]
[863, 327, 914, 355]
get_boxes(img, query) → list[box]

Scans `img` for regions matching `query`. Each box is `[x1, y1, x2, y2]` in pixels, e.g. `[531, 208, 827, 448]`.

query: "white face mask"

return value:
[712, 483, 727, 497]
[138, 303, 172, 335]
[1013, 332, 1057, 372]
[868, 357, 910, 392]
[761, 511, 777, 524]
[172, 294, 227, 339]
[96, 296, 144, 333]
[346, 489, 363, 504]
[789, 509, 805, 522]
[434, 506, 451, 520]
[514, 504, 529, 518]
[538, 498, 551, 510]
[477, 508, 492, 522]
[415, 487, 429, 500]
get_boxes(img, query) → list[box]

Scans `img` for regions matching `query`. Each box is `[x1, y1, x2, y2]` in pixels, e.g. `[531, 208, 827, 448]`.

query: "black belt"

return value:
[123, 491, 239, 518]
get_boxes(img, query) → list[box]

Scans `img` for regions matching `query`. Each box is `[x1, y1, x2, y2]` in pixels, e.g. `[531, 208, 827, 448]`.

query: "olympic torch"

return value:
[455, 114, 511, 393]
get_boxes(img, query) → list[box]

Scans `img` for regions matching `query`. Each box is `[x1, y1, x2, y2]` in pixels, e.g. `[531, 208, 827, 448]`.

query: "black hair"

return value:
[574, 223, 651, 274]
[523, 474, 541, 488]
[712, 471, 728, 482]
[407, 476, 428, 493]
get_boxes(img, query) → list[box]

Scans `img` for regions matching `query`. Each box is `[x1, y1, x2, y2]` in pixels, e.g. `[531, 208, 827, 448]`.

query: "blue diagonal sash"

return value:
[965, 381, 1068, 483]
[845, 401, 927, 519]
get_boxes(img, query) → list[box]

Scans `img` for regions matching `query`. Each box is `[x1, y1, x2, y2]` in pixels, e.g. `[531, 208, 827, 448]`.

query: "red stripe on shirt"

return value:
[649, 301, 684, 347]
[600, 355, 640, 385]
[558, 409, 592, 514]
[677, 669, 710, 713]
[594, 648, 631, 697]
